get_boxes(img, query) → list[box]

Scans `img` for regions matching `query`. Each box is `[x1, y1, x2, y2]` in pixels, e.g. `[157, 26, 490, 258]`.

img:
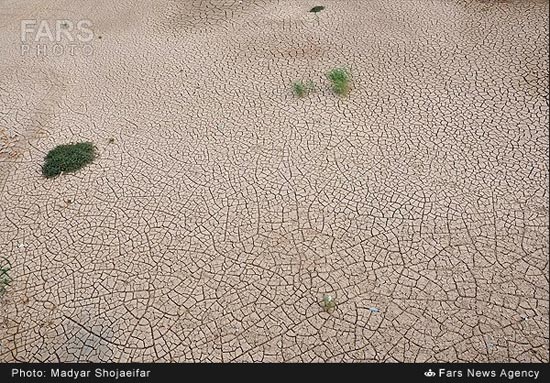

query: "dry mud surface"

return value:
[0, 0, 548, 362]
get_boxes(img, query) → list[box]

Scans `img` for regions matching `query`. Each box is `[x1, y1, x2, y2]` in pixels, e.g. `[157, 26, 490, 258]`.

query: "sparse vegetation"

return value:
[310, 6, 325, 13]
[327, 68, 351, 96]
[42, 142, 97, 178]
[0, 257, 11, 295]
[321, 294, 336, 313]
[309, 6, 325, 25]
[293, 82, 307, 97]
[292, 80, 315, 98]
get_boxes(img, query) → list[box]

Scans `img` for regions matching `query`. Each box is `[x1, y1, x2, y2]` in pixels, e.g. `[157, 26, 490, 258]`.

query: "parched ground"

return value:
[0, 0, 548, 362]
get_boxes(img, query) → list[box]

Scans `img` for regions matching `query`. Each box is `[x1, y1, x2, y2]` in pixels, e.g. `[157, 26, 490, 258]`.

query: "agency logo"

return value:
[424, 369, 436, 378]
[20, 19, 94, 57]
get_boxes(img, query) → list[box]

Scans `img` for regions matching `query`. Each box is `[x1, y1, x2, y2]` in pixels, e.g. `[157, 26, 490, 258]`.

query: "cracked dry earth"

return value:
[0, 0, 549, 362]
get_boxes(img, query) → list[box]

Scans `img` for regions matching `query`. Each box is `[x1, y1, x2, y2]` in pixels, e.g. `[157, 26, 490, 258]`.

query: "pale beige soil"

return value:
[0, 0, 548, 362]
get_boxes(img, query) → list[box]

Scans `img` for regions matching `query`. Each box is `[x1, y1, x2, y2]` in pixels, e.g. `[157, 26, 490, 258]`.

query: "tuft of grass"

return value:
[293, 82, 307, 97]
[292, 80, 315, 98]
[309, 5, 325, 13]
[42, 142, 97, 178]
[327, 68, 351, 96]
[321, 294, 336, 313]
[0, 258, 11, 296]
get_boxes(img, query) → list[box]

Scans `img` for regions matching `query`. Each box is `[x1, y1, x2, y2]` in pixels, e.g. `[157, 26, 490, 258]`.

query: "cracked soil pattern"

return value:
[0, 0, 548, 362]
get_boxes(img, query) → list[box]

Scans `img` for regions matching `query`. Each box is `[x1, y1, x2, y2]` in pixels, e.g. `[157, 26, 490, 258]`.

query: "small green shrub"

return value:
[321, 294, 336, 313]
[0, 258, 11, 295]
[327, 68, 351, 96]
[310, 6, 325, 13]
[42, 142, 97, 178]
[292, 80, 315, 98]
[293, 82, 306, 97]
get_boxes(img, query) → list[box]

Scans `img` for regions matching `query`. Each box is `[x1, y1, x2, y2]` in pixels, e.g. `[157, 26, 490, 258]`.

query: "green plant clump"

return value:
[292, 80, 315, 98]
[310, 6, 325, 13]
[322, 294, 336, 313]
[42, 142, 97, 178]
[327, 68, 351, 96]
[0, 258, 11, 295]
